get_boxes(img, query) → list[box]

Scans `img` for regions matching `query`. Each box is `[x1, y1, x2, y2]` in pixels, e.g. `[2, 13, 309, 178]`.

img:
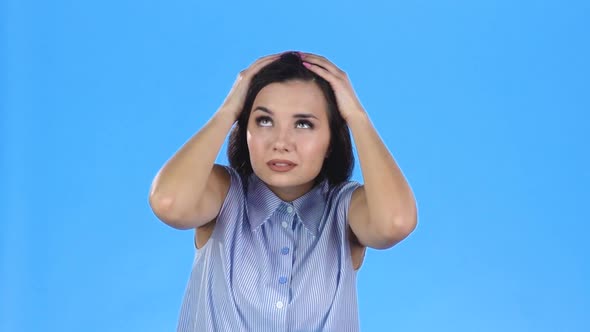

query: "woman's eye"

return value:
[256, 117, 273, 127]
[296, 120, 313, 129]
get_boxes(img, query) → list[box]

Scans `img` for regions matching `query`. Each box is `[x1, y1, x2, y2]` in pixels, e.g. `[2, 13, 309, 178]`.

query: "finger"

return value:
[250, 53, 281, 69]
[301, 53, 346, 78]
[303, 61, 335, 83]
[243, 54, 280, 77]
[304, 62, 347, 91]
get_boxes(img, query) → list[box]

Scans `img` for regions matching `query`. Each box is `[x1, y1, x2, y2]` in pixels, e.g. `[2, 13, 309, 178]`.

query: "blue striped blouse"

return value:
[177, 166, 362, 332]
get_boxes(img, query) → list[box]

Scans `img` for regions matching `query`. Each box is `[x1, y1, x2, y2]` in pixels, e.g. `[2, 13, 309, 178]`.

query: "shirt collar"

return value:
[246, 174, 329, 236]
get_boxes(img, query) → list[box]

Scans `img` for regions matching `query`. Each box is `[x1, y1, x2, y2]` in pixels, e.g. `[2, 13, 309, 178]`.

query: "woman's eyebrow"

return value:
[293, 113, 318, 119]
[253, 106, 318, 119]
[253, 106, 273, 115]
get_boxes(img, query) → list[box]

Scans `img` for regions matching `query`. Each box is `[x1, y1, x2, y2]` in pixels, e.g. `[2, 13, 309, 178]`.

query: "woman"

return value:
[149, 51, 417, 331]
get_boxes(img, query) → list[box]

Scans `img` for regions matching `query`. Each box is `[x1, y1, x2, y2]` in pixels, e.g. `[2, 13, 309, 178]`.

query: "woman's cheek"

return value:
[308, 131, 330, 151]
[249, 132, 267, 150]
[302, 137, 327, 161]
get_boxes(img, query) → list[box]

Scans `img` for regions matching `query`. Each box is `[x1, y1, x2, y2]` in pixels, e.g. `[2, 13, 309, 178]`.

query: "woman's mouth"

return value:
[267, 160, 297, 172]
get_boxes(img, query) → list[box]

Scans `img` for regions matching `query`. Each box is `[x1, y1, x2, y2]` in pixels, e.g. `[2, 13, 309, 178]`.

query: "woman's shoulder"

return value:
[327, 179, 362, 198]
[212, 165, 249, 215]
[217, 165, 247, 191]
[324, 179, 362, 211]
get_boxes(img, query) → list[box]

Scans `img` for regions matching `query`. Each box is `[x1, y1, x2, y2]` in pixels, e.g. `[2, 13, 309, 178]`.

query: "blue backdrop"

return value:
[2, 0, 589, 331]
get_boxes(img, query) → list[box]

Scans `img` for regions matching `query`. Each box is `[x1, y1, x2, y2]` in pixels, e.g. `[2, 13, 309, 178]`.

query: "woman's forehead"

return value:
[253, 81, 328, 117]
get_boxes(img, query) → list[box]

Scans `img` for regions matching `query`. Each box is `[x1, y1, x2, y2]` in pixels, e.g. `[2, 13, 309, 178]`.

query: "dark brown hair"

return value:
[227, 51, 354, 187]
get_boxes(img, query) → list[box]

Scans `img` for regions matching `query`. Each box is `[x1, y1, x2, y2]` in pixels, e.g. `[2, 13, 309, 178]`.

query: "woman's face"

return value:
[247, 80, 331, 201]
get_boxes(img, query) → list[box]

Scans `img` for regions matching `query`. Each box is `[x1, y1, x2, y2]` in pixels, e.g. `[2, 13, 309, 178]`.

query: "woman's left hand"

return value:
[301, 53, 365, 122]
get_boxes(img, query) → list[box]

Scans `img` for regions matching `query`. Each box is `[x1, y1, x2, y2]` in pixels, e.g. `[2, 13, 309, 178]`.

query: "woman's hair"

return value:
[227, 51, 354, 187]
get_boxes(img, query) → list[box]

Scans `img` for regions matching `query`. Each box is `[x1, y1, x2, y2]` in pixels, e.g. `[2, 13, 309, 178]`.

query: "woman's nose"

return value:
[272, 128, 294, 152]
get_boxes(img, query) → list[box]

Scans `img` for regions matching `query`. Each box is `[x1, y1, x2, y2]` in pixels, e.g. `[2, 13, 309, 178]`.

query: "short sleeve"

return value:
[217, 166, 245, 218]
[332, 181, 362, 222]
[205, 166, 247, 248]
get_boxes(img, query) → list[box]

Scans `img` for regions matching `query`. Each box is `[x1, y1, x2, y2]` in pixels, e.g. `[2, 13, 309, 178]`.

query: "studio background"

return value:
[1, 0, 589, 331]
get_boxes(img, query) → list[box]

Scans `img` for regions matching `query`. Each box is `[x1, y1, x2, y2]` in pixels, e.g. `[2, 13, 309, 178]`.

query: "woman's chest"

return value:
[229, 217, 347, 315]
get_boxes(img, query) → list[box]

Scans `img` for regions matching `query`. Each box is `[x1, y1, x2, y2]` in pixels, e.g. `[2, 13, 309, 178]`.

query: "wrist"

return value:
[342, 108, 368, 124]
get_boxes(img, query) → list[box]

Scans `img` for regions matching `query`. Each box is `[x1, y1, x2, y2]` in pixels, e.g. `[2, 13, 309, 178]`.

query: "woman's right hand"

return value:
[219, 53, 281, 121]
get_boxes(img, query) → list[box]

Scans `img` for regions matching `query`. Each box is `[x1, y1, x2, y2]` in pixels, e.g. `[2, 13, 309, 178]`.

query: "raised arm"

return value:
[302, 53, 417, 249]
[149, 54, 280, 229]
[149, 110, 234, 230]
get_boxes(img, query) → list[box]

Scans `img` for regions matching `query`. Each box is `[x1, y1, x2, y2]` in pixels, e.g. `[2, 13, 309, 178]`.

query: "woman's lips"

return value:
[267, 160, 297, 172]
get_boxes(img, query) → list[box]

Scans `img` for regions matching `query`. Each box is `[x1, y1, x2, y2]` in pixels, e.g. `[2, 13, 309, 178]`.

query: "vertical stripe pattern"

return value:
[177, 166, 361, 332]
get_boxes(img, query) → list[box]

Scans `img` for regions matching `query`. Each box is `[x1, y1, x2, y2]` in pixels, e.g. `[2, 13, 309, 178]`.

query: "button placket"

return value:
[273, 204, 295, 310]
[275, 204, 295, 309]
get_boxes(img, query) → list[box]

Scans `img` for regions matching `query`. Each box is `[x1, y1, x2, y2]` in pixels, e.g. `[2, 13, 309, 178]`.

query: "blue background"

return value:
[2, 0, 589, 331]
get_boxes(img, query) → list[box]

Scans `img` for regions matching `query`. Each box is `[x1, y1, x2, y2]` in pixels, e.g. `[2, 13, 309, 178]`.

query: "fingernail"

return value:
[303, 62, 312, 68]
